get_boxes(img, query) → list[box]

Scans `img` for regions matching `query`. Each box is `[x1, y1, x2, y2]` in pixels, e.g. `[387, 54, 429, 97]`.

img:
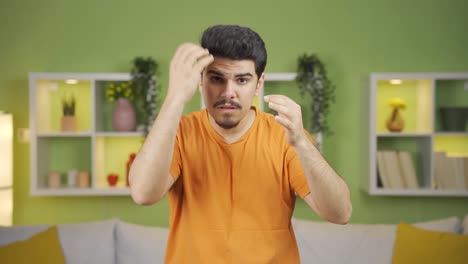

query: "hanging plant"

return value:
[131, 57, 160, 136]
[295, 53, 335, 136]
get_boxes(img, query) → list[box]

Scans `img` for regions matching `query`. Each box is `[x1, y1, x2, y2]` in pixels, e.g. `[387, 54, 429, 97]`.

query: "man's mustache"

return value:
[213, 99, 242, 109]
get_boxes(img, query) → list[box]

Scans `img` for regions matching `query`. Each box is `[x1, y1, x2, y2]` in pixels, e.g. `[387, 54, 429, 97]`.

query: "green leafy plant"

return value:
[62, 95, 76, 116]
[296, 53, 335, 136]
[131, 57, 160, 135]
[105, 81, 135, 102]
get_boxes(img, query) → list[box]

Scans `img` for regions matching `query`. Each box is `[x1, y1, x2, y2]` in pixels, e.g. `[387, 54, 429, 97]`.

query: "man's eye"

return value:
[237, 78, 248, 84]
[210, 77, 223, 83]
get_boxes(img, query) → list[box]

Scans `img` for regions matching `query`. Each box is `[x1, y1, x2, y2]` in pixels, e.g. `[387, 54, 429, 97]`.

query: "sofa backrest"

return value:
[292, 216, 461, 264]
[57, 218, 117, 264]
[0, 219, 117, 264]
[1, 216, 464, 264]
[115, 220, 168, 264]
[0, 224, 50, 246]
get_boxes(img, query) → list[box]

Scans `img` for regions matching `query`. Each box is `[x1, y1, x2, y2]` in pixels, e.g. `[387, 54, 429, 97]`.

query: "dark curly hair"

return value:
[200, 25, 267, 78]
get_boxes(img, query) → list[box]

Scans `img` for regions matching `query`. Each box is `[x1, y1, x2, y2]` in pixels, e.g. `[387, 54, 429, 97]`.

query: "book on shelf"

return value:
[377, 151, 391, 188]
[397, 151, 419, 189]
[451, 157, 465, 189]
[433, 151, 447, 189]
[448, 156, 466, 189]
[376, 150, 418, 189]
[433, 152, 468, 190]
[384, 151, 405, 188]
[465, 157, 468, 189]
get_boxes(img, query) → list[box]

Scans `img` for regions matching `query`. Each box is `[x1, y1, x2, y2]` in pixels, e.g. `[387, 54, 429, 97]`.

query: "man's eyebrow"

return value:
[207, 70, 224, 76]
[207, 70, 253, 78]
[234, 73, 253, 78]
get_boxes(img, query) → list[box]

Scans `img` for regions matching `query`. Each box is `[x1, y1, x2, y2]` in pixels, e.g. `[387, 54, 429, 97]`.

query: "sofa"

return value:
[1, 215, 467, 264]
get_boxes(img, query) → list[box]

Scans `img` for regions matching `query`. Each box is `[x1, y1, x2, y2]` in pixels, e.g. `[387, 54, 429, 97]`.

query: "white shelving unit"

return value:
[29, 72, 144, 196]
[29, 72, 324, 196]
[362, 73, 468, 196]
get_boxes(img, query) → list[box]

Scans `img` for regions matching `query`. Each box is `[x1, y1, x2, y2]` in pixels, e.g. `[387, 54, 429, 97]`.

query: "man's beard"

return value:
[215, 117, 240, 129]
[213, 99, 242, 129]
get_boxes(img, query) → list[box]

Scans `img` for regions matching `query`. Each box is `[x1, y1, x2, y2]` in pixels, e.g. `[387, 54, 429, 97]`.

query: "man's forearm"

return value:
[294, 136, 352, 224]
[129, 97, 184, 205]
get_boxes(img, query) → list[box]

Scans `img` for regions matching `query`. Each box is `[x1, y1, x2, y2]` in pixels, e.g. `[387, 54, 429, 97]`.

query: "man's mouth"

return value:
[219, 105, 237, 109]
[213, 100, 241, 109]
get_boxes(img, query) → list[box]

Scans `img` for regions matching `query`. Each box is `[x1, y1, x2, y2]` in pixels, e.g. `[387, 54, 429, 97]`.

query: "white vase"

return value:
[67, 169, 77, 187]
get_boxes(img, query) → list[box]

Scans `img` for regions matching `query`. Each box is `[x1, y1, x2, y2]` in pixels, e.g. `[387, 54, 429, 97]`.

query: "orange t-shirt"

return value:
[166, 107, 311, 263]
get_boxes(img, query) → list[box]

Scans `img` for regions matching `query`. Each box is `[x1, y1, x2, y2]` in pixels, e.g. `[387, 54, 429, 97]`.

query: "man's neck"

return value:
[207, 108, 256, 144]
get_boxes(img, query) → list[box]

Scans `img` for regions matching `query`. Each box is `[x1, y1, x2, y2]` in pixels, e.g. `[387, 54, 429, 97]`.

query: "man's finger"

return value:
[194, 54, 214, 73]
[173, 43, 197, 64]
[180, 44, 203, 64]
[186, 47, 210, 66]
[268, 101, 293, 119]
[264, 94, 293, 105]
[274, 115, 292, 130]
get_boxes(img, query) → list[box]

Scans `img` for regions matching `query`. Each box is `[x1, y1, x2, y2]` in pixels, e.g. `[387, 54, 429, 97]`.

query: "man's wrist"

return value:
[292, 133, 309, 148]
[164, 93, 186, 110]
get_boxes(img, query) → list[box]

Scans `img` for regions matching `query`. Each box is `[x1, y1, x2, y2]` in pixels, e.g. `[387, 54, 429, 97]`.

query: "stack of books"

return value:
[433, 152, 468, 190]
[376, 150, 419, 189]
[377, 150, 468, 190]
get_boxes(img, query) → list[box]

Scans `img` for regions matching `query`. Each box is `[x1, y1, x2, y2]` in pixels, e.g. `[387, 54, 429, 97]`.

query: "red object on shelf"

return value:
[126, 153, 137, 186]
[107, 173, 119, 187]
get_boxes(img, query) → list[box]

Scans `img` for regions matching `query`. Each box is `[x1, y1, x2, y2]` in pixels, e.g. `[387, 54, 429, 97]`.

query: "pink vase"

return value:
[112, 98, 136, 131]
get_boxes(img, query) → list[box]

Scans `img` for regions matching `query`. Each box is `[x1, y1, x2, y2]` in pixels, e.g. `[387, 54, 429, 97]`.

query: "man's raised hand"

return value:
[264, 94, 307, 147]
[167, 43, 214, 105]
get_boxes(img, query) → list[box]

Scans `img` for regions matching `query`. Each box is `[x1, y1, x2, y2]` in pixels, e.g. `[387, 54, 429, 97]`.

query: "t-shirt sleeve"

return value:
[170, 130, 182, 181]
[286, 146, 311, 199]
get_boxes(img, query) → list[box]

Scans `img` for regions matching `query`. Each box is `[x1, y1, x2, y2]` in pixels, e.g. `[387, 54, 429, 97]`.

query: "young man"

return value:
[129, 25, 352, 263]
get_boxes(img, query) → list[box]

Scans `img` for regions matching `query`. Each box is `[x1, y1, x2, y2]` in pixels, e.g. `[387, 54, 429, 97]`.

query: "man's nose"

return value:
[221, 80, 236, 98]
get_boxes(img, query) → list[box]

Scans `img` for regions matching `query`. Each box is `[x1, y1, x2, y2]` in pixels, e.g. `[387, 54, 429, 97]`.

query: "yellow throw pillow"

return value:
[0, 226, 65, 264]
[392, 221, 468, 264]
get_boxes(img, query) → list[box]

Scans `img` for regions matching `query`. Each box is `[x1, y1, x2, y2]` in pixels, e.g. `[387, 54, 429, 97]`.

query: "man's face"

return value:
[200, 57, 264, 129]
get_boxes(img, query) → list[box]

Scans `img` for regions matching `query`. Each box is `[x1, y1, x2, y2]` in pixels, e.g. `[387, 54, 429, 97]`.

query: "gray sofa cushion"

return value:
[292, 216, 461, 264]
[0, 219, 117, 264]
[115, 220, 168, 264]
[57, 218, 117, 264]
[0, 224, 50, 246]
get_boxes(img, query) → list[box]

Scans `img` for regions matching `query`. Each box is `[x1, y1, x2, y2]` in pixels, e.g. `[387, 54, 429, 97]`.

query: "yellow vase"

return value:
[386, 108, 404, 132]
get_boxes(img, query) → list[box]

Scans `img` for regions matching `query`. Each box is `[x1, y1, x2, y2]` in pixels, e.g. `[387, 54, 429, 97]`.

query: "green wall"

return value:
[1, 0, 467, 226]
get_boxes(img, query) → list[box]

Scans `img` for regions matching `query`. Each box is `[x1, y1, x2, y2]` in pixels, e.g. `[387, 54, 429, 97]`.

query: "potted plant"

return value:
[295, 53, 336, 145]
[130, 57, 160, 135]
[106, 81, 137, 131]
[61, 94, 77, 132]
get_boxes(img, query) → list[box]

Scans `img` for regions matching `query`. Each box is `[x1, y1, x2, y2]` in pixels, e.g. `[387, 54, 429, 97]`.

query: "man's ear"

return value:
[255, 73, 265, 96]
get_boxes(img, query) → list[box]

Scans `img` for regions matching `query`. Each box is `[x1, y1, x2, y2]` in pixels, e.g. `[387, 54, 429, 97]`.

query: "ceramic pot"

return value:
[112, 98, 136, 132]
[48, 172, 61, 188]
[61, 116, 77, 132]
[77, 171, 90, 188]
